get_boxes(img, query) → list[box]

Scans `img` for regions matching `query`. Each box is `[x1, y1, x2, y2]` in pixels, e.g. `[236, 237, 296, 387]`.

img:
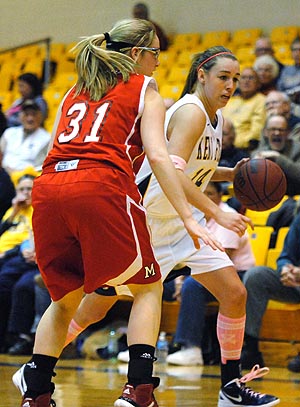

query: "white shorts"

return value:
[116, 214, 233, 296]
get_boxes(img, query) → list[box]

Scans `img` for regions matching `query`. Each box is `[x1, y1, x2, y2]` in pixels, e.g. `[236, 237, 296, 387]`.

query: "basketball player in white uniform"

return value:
[58, 47, 280, 407]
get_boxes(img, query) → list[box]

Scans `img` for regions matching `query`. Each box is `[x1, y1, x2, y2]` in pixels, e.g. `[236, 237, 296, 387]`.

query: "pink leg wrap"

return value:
[65, 319, 83, 346]
[217, 312, 246, 364]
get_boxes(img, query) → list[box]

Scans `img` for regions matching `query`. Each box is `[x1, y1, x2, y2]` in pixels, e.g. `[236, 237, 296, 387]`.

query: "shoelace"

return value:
[240, 364, 270, 384]
[237, 365, 270, 399]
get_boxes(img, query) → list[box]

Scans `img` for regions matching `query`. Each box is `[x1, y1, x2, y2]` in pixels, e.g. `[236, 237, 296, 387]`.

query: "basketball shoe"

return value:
[114, 377, 160, 407]
[13, 364, 56, 406]
[20, 393, 56, 407]
[218, 365, 280, 407]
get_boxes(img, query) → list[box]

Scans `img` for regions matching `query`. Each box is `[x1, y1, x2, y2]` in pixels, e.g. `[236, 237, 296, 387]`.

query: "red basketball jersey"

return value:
[44, 74, 153, 177]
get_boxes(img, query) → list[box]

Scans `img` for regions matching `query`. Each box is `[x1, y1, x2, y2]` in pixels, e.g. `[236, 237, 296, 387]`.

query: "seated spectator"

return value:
[277, 37, 300, 107]
[264, 90, 300, 129]
[251, 114, 300, 196]
[241, 212, 300, 372]
[132, 2, 169, 50]
[0, 100, 51, 175]
[254, 36, 285, 81]
[219, 118, 250, 168]
[5, 73, 48, 128]
[222, 67, 266, 151]
[218, 118, 249, 213]
[0, 174, 34, 351]
[165, 181, 255, 366]
[0, 239, 39, 354]
[0, 174, 34, 253]
[0, 165, 15, 220]
[5, 254, 51, 356]
[253, 54, 280, 95]
[266, 196, 299, 249]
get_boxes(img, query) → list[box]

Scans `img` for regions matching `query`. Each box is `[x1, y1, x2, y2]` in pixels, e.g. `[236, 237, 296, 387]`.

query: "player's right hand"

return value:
[183, 216, 224, 251]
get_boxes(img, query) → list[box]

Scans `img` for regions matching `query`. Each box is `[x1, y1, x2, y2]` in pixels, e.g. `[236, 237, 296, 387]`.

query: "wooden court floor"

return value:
[1, 354, 300, 406]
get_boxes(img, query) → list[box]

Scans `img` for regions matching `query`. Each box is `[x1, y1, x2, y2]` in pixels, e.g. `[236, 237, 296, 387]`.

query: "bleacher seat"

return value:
[0, 90, 13, 111]
[152, 67, 168, 89]
[171, 32, 201, 51]
[176, 50, 197, 67]
[248, 225, 274, 266]
[165, 66, 189, 84]
[245, 196, 289, 226]
[235, 46, 255, 65]
[158, 50, 177, 69]
[51, 71, 77, 90]
[231, 28, 262, 47]
[201, 30, 231, 49]
[270, 26, 299, 44]
[159, 83, 183, 101]
[273, 43, 294, 64]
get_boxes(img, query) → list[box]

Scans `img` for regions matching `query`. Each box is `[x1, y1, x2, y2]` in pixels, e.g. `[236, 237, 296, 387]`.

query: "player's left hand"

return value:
[231, 158, 250, 179]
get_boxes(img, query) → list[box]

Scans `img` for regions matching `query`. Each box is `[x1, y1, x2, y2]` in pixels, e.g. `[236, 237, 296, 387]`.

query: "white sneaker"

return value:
[12, 364, 27, 395]
[166, 347, 203, 366]
[117, 349, 130, 363]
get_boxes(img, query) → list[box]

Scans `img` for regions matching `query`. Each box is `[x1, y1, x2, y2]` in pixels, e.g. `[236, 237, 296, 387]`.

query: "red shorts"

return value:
[32, 165, 161, 301]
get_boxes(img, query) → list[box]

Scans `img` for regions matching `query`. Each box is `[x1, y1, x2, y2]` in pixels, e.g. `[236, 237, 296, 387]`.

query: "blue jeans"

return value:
[0, 252, 39, 346]
[243, 266, 300, 338]
[171, 276, 216, 348]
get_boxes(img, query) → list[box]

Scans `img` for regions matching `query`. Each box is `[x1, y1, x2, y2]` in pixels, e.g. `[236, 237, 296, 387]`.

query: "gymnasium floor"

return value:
[1, 355, 300, 406]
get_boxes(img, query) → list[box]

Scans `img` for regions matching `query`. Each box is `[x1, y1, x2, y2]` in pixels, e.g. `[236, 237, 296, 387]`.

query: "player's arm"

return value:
[166, 107, 251, 236]
[212, 158, 250, 182]
[141, 87, 221, 250]
[46, 88, 73, 152]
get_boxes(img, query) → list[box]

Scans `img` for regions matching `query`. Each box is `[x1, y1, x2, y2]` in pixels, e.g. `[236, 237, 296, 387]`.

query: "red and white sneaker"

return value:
[218, 365, 280, 407]
[20, 393, 56, 407]
[13, 364, 56, 407]
[114, 379, 159, 407]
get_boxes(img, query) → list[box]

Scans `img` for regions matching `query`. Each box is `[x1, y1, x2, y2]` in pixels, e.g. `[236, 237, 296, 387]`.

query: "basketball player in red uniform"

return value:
[12, 19, 219, 407]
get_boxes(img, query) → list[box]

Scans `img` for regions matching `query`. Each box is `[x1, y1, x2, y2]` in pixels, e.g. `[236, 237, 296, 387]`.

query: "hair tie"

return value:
[197, 51, 233, 71]
[103, 32, 110, 42]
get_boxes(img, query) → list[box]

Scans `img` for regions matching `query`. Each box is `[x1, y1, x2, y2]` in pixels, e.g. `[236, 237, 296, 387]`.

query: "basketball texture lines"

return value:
[233, 158, 287, 211]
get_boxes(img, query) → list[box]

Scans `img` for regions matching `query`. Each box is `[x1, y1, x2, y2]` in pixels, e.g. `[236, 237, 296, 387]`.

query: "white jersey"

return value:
[144, 94, 223, 219]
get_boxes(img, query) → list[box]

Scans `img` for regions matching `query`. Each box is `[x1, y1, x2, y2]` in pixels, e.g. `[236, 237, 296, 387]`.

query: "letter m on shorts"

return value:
[144, 263, 156, 279]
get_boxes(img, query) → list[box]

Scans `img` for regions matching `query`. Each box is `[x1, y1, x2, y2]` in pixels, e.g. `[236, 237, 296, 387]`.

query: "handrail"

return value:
[0, 37, 52, 87]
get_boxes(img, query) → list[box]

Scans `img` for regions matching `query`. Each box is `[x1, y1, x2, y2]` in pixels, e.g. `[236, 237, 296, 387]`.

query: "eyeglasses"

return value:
[136, 47, 160, 59]
[266, 127, 287, 133]
[255, 47, 272, 53]
[240, 75, 257, 81]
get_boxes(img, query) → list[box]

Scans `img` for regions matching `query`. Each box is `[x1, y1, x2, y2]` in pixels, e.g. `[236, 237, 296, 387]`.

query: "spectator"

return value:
[0, 100, 51, 175]
[264, 90, 300, 129]
[132, 2, 169, 50]
[222, 67, 266, 151]
[253, 54, 280, 95]
[5, 73, 48, 128]
[0, 174, 34, 351]
[241, 212, 300, 372]
[5, 253, 51, 356]
[0, 238, 39, 354]
[218, 118, 249, 213]
[219, 118, 250, 171]
[254, 36, 285, 80]
[277, 37, 300, 107]
[252, 114, 300, 196]
[165, 181, 255, 366]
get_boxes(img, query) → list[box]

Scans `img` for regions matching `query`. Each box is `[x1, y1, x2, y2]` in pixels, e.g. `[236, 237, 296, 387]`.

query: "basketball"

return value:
[233, 158, 287, 211]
